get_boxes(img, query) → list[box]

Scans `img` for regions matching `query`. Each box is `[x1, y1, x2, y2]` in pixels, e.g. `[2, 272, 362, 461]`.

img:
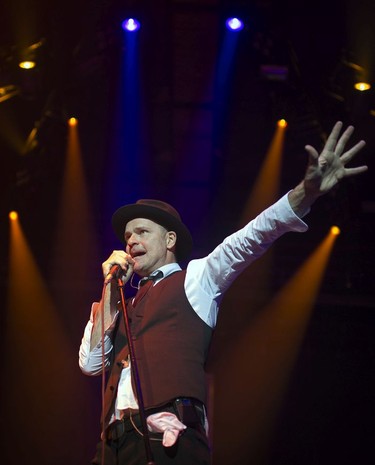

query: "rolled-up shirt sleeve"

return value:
[79, 302, 118, 375]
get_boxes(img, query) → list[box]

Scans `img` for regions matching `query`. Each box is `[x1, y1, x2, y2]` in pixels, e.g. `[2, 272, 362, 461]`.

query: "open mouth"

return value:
[131, 251, 146, 259]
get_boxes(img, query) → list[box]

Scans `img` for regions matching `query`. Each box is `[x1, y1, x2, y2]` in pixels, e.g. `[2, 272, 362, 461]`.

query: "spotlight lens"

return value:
[9, 211, 18, 220]
[68, 117, 78, 126]
[330, 226, 341, 236]
[278, 119, 288, 128]
[226, 17, 244, 31]
[19, 60, 36, 69]
[354, 82, 371, 91]
[122, 18, 141, 32]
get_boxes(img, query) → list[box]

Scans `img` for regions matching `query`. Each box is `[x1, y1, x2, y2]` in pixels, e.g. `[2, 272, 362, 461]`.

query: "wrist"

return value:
[288, 181, 321, 217]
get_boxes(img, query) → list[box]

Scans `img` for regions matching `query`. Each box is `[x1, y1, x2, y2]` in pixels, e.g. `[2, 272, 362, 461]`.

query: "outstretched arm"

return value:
[288, 121, 368, 217]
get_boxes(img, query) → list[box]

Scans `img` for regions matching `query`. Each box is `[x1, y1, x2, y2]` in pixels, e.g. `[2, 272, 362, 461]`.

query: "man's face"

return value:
[124, 218, 176, 276]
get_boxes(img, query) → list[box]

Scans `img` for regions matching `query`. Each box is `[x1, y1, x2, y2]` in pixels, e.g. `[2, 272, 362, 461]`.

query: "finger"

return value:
[305, 144, 319, 161]
[340, 140, 366, 164]
[335, 125, 354, 156]
[324, 121, 343, 152]
[102, 251, 131, 276]
[122, 263, 134, 284]
[102, 261, 113, 277]
[124, 255, 135, 271]
[344, 165, 368, 177]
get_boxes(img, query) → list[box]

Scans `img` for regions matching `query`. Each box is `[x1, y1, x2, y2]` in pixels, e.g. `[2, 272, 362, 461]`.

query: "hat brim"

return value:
[111, 204, 193, 261]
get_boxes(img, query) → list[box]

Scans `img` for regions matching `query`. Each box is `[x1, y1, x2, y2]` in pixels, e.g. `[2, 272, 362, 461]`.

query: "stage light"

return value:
[19, 60, 36, 69]
[122, 18, 141, 32]
[354, 81, 371, 91]
[277, 119, 287, 128]
[9, 211, 18, 221]
[0, 85, 20, 103]
[225, 17, 244, 31]
[18, 39, 45, 70]
[68, 117, 78, 126]
[330, 225, 341, 236]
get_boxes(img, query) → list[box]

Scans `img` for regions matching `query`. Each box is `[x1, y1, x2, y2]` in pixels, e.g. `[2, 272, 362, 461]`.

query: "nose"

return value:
[126, 232, 137, 249]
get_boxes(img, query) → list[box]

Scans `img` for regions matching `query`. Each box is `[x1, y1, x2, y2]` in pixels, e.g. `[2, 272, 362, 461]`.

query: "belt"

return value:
[106, 397, 205, 442]
[106, 413, 143, 441]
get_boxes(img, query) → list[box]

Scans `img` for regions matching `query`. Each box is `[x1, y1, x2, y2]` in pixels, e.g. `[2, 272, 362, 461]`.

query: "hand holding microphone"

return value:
[102, 251, 134, 284]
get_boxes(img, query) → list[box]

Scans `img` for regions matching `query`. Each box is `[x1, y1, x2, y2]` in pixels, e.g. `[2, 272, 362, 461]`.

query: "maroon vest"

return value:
[103, 270, 213, 426]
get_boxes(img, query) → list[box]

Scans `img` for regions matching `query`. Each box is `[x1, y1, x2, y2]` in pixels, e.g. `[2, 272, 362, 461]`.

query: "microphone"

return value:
[104, 264, 124, 284]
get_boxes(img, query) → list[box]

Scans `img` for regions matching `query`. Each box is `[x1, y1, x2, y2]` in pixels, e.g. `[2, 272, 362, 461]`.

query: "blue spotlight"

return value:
[225, 17, 244, 31]
[122, 18, 141, 32]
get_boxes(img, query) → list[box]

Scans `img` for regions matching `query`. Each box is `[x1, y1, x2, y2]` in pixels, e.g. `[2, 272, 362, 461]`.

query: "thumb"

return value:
[305, 144, 319, 163]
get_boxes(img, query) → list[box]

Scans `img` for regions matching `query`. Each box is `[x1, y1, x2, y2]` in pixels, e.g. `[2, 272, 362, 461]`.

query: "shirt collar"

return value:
[138, 263, 181, 288]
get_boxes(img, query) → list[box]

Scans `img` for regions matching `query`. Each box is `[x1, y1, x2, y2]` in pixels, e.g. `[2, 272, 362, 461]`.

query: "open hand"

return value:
[303, 121, 367, 197]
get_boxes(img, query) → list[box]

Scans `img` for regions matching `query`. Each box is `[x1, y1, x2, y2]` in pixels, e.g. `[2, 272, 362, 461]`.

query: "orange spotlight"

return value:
[354, 82, 371, 91]
[6, 204, 85, 463]
[241, 121, 286, 222]
[213, 228, 339, 464]
[19, 60, 36, 69]
[9, 211, 18, 221]
[277, 119, 288, 128]
[330, 225, 341, 236]
[68, 117, 78, 126]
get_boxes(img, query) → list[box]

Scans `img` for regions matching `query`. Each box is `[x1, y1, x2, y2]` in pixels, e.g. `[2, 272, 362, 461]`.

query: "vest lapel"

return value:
[132, 279, 154, 307]
[132, 270, 163, 307]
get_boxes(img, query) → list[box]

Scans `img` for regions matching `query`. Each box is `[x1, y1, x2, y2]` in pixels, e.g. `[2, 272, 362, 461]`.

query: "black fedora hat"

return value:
[111, 199, 193, 261]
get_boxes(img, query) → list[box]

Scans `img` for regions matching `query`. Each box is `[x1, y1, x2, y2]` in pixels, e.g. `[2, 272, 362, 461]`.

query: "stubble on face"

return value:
[124, 218, 171, 276]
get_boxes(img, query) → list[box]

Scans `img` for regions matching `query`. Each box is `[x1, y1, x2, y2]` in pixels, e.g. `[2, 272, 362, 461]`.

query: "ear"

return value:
[166, 231, 177, 251]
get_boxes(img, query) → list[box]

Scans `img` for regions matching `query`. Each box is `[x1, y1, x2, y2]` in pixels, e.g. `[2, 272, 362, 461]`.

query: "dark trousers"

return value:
[92, 427, 211, 465]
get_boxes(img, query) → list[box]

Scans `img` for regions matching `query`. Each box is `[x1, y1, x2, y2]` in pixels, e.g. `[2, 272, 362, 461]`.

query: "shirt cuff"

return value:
[281, 191, 309, 231]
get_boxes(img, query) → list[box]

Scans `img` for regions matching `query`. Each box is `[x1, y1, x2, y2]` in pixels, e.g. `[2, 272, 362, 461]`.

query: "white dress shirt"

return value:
[79, 192, 308, 417]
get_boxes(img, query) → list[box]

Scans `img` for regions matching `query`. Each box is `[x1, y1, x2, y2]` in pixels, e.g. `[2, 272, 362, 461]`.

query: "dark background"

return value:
[0, 1, 374, 464]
